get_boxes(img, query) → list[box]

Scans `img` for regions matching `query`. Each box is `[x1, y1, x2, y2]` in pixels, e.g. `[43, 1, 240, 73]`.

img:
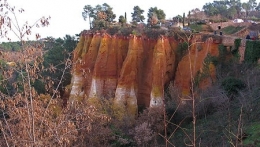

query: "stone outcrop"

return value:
[174, 36, 219, 101]
[68, 32, 225, 116]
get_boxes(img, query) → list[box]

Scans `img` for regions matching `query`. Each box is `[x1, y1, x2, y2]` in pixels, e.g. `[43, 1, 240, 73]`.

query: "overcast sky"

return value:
[4, 0, 249, 41]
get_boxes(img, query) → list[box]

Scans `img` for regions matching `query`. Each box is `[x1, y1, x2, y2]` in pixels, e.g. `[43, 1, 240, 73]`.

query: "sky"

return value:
[4, 0, 249, 41]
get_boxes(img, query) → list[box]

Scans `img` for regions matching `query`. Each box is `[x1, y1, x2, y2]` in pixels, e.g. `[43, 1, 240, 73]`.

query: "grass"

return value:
[189, 24, 203, 32]
[189, 24, 213, 32]
[243, 122, 260, 146]
[220, 26, 245, 35]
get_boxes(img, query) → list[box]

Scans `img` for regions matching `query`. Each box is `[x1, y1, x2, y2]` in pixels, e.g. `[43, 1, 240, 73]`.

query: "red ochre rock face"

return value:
[68, 32, 223, 116]
[174, 37, 219, 100]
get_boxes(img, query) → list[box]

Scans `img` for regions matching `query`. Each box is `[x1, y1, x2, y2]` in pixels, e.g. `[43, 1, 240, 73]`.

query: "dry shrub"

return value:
[238, 66, 260, 122]
[144, 28, 167, 39]
[0, 89, 167, 147]
[69, 101, 113, 146]
[0, 93, 116, 146]
[0, 1, 117, 146]
[165, 81, 229, 119]
[132, 107, 165, 146]
[0, 94, 76, 146]
[133, 122, 155, 146]
[197, 85, 229, 118]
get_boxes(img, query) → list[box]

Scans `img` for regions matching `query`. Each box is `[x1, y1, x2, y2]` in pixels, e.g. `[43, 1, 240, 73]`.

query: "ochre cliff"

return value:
[68, 32, 222, 116]
[174, 36, 219, 100]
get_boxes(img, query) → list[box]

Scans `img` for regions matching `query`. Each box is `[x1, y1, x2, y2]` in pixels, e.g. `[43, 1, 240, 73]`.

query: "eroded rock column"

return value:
[114, 35, 144, 117]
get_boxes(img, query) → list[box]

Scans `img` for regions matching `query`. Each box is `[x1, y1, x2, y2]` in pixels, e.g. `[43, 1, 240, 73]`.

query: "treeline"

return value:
[203, 0, 260, 20]
[0, 35, 77, 95]
[0, 41, 21, 51]
[82, 3, 166, 30]
[82, 0, 260, 31]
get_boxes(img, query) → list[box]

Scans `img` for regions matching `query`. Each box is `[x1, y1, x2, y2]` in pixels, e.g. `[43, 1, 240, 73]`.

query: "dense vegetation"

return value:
[81, 0, 260, 32]
[203, 0, 260, 20]
[244, 40, 260, 63]
[0, 35, 77, 95]
[0, 42, 21, 51]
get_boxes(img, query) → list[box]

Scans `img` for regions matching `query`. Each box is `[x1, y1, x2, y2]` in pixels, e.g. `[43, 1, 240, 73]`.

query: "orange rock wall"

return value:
[69, 32, 221, 115]
[174, 37, 219, 98]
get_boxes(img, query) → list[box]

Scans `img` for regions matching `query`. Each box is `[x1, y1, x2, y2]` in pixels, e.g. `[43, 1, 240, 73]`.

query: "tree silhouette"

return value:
[119, 15, 126, 26]
[82, 3, 116, 30]
[147, 7, 165, 26]
[82, 5, 94, 29]
[131, 6, 145, 23]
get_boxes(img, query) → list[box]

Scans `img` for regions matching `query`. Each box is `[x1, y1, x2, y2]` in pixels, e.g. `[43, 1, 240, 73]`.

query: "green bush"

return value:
[0, 73, 6, 94]
[106, 26, 120, 35]
[92, 20, 108, 30]
[221, 77, 246, 95]
[218, 44, 228, 62]
[194, 54, 218, 88]
[233, 39, 241, 54]
[119, 27, 133, 36]
[244, 40, 260, 63]
[243, 122, 260, 146]
[189, 24, 203, 32]
[0, 41, 21, 51]
[176, 42, 188, 60]
[33, 79, 46, 94]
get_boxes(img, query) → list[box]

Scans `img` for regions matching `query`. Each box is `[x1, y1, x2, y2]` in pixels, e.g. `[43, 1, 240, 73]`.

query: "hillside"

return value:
[63, 30, 260, 146]
[1, 28, 260, 146]
[2, 0, 260, 145]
